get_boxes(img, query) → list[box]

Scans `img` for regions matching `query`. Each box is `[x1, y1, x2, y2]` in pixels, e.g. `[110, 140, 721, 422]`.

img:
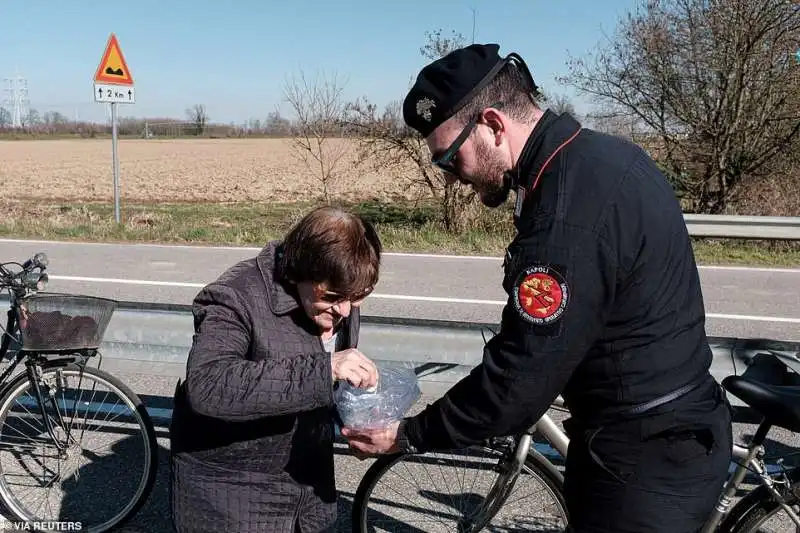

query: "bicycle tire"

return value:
[719, 466, 800, 532]
[351, 443, 568, 533]
[0, 360, 158, 532]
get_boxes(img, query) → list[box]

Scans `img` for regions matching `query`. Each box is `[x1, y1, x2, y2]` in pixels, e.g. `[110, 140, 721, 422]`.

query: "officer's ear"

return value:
[480, 107, 505, 146]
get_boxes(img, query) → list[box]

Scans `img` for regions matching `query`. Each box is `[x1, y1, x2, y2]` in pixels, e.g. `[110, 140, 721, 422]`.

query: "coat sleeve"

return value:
[403, 223, 618, 451]
[183, 282, 334, 421]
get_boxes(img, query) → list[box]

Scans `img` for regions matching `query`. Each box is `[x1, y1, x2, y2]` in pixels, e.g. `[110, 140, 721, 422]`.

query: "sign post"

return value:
[93, 33, 135, 224]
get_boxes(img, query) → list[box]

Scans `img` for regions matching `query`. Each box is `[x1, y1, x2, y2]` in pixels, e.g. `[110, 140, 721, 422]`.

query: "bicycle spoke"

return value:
[0, 365, 155, 532]
[396, 458, 454, 530]
[746, 507, 800, 532]
[359, 447, 567, 532]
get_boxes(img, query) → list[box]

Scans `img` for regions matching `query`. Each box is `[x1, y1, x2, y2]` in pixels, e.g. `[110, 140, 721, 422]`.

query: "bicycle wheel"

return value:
[0, 360, 158, 532]
[720, 466, 800, 533]
[351, 441, 568, 532]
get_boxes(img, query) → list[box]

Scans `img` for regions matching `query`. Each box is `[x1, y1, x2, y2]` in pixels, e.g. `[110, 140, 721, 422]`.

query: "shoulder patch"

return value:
[512, 264, 570, 327]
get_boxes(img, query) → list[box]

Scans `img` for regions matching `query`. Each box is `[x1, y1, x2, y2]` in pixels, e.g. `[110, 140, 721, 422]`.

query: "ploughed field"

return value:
[0, 138, 419, 203]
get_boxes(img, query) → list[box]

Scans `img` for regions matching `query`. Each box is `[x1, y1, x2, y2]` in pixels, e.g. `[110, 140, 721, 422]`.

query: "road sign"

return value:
[92, 33, 135, 106]
[93, 33, 134, 86]
[95, 83, 136, 104]
[91, 33, 136, 225]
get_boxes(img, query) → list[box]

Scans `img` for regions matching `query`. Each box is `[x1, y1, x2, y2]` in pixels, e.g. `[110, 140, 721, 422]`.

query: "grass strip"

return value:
[0, 200, 797, 267]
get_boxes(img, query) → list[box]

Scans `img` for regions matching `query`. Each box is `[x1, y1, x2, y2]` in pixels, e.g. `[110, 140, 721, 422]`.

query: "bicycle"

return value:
[351, 349, 800, 532]
[0, 252, 158, 532]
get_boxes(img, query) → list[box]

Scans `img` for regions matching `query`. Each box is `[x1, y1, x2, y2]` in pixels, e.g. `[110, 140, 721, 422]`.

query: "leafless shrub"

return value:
[282, 69, 351, 203]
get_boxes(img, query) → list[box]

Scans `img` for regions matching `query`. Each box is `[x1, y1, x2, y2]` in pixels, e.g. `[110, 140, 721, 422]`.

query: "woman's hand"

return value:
[332, 349, 378, 389]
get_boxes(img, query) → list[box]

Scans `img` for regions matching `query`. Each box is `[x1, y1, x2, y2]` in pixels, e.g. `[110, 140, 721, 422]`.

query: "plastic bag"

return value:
[334, 361, 421, 430]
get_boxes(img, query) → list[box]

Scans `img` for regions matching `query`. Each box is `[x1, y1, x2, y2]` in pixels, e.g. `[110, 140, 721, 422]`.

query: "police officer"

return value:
[342, 43, 733, 532]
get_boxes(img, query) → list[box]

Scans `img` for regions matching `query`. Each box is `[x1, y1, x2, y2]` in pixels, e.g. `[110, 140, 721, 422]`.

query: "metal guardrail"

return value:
[2, 297, 798, 411]
[95, 302, 499, 394]
[684, 214, 800, 240]
[80, 301, 800, 403]
[4, 297, 799, 364]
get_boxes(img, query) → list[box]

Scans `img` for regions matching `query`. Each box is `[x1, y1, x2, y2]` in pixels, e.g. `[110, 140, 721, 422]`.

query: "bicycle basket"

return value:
[15, 293, 118, 352]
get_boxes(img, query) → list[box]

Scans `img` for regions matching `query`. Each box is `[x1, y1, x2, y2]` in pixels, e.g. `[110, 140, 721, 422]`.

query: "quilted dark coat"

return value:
[169, 240, 360, 533]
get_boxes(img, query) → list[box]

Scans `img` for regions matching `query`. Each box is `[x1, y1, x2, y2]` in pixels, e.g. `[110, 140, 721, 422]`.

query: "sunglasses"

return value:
[431, 101, 505, 176]
[317, 285, 374, 305]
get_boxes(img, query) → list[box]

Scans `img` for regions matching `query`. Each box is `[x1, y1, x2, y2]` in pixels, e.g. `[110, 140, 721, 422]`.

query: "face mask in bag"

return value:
[334, 361, 421, 430]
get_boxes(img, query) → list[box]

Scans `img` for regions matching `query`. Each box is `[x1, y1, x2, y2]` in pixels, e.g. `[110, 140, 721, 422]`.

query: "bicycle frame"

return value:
[0, 308, 27, 383]
[513, 395, 800, 531]
[526, 395, 759, 460]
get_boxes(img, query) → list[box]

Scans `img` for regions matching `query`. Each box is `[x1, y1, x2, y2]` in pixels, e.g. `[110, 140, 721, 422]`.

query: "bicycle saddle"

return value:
[722, 375, 800, 433]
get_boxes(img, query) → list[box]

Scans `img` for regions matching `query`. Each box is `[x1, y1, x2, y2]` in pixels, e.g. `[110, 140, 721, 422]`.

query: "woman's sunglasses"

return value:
[318, 286, 374, 305]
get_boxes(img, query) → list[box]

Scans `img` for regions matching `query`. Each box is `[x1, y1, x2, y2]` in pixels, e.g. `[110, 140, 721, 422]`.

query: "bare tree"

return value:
[21, 109, 40, 128]
[344, 96, 452, 205]
[344, 28, 485, 232]
[42, 111, 68, 126]
[543, 92, 580, 119]
[283, 69, 350, 203]
[559, 0, 800, 213]
[186, 104, 208, 136]
[421, 29, 468, 61]
[583, 104, 642, 140]
[264, 110, 291, 136]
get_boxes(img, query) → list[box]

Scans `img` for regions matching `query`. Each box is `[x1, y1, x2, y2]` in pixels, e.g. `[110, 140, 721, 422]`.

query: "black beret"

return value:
[402, 43, 507, 137]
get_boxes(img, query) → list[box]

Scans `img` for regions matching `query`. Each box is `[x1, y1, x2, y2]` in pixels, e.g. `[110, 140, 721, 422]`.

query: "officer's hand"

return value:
[342, 421, 401, 458]
[331, 348, 378, 390]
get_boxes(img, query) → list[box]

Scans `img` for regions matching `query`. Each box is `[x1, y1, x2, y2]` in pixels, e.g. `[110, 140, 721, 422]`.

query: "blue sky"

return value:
[1, 0, 640, 124]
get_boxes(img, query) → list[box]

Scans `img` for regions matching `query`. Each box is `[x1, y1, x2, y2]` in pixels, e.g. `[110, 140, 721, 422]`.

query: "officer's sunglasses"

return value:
[430, 101, 505, 176]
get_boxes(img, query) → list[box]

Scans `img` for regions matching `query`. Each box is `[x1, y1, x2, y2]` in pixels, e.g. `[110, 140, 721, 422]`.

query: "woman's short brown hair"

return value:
[277, 206, 382, 298]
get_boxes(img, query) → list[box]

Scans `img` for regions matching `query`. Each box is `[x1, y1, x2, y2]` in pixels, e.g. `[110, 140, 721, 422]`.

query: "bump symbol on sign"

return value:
[93, 33, 134, 86]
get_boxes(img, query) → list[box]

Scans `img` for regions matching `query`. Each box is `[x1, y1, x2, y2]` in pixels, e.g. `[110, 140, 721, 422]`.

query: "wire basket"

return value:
[15, 293, 118, 353]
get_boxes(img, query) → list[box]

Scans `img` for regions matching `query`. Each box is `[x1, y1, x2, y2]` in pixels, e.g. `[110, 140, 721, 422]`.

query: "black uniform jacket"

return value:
[404, 110, 714, 450]
[169, 240, 359, 533]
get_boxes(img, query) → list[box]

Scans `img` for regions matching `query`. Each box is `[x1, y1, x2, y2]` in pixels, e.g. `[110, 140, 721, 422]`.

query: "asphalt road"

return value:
[1, 238, 798, 341]
[8, 363, 795, 533]
[0, 238, 797, 530]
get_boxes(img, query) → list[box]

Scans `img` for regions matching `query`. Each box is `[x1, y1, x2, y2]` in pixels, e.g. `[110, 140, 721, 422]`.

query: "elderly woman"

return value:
[169, 206, 382, 533]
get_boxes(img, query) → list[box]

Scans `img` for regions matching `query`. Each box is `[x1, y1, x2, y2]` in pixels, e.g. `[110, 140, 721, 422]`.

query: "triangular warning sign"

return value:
[93, 34, 134, 86]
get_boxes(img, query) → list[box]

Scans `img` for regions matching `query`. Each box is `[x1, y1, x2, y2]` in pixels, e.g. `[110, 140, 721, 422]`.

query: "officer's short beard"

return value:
[474, 136, 512, 208]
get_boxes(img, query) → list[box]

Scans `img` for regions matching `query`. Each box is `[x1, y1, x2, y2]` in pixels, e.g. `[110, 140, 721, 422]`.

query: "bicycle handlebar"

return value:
[0, 252, 50, 296]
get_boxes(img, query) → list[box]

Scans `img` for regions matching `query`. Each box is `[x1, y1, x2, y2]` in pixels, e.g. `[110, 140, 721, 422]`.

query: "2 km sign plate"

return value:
[93, 33, 135, 104]
[95, 84, 135, 104]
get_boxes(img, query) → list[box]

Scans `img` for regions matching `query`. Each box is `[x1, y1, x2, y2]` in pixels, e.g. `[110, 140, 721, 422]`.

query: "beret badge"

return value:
[415, 97, 436, 122]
